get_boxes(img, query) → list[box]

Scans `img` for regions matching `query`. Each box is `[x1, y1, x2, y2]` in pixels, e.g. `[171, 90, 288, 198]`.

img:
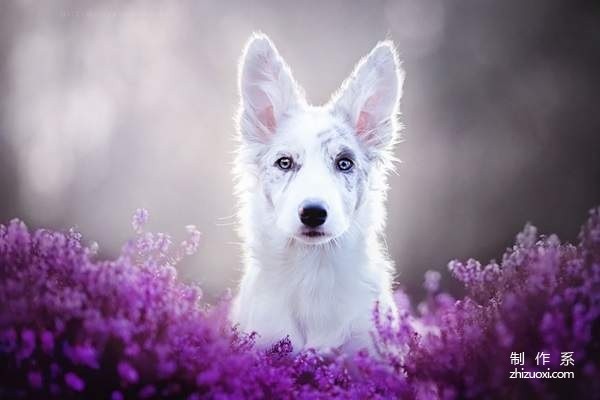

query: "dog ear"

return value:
[238, 33, 301, 143]
[332, 42, 405, 149]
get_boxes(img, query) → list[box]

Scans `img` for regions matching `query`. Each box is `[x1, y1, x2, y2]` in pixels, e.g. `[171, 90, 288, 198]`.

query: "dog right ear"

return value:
[238, 33, 301, 143]
[330, 42, 404, 150]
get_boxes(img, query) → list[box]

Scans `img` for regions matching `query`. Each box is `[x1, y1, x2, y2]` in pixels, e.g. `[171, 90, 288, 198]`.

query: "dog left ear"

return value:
[332, 42, 405, 149]
[238, 33, 302, 143]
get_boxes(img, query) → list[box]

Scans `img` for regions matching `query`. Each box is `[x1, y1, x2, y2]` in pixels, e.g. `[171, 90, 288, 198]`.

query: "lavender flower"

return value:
[1, 208, 599, 399]
[423, 270, 441, 293]
[132, 208, 149, 234]
[64, 372, 85, 392]
[181, 225, 201, 256]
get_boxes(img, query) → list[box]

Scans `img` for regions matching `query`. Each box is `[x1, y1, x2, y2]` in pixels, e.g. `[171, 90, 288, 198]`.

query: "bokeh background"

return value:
[1, 0, 599, 301]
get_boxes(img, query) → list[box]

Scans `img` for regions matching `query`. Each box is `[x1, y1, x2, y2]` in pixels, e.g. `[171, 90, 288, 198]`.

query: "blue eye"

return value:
[336, 157, 354, 171]
[276, 157, 293, 170]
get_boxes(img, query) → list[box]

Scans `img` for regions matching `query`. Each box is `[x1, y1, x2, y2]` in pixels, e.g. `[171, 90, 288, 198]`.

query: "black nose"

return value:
[299, 202, 327, 228]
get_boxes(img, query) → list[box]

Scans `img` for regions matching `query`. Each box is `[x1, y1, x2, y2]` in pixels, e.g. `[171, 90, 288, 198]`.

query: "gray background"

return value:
[1, 0, 599, 300]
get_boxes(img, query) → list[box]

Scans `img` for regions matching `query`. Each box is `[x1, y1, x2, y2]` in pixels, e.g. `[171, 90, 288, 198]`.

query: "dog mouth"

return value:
[302, 230, 326, 238]
[295, 229, 332, 244]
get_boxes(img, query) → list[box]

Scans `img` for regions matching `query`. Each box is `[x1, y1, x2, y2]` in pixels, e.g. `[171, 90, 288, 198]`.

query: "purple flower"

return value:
[64, 372, 85, 392]
[117, 361, 139, 384]
[0, 207, 598, 399]
[181, 225, 201, 256]
[18, 329, 35, 360]
[131, 208, 149, 234]
[63, 342, 99, 369]
[423, 270, 441, 293]
[41, 330, 54, 354]
[27, 371, 43, 389]
[111, 390, 124, 400]
[139, 384, 157, 398]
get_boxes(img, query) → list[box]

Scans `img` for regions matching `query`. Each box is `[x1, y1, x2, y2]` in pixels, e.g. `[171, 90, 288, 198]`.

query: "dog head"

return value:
[236, 34, 404, 245]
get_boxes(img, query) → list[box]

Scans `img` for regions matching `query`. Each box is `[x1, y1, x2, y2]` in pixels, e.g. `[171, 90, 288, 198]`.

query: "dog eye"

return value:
[276, 157, 293, 170]
[336, 157, 354, 171]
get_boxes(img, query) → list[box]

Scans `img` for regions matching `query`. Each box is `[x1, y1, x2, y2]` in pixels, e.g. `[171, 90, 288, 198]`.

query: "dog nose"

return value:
[299, 201, 327, 228]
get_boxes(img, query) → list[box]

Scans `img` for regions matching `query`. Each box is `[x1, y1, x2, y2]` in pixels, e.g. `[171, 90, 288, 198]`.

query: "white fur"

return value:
[231, 33, 405, 353]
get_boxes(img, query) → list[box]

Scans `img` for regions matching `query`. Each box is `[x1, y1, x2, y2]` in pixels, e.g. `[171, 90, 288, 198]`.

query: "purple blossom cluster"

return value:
[1, 208, 599, 399]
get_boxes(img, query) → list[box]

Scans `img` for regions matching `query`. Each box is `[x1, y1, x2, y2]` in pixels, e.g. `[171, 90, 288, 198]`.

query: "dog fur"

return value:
[231, 33, 405, 353]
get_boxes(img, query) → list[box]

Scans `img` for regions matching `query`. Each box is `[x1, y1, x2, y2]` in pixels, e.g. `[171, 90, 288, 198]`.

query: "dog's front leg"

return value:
[233, 286, 304, 351]
[248, 305, 304, 352]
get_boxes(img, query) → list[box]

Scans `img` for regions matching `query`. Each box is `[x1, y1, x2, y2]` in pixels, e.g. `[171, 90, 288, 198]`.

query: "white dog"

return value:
[231, 33, 404, 353]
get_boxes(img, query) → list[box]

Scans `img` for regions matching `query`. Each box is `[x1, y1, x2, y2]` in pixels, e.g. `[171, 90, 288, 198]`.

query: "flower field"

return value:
[1, 208, 598, 399]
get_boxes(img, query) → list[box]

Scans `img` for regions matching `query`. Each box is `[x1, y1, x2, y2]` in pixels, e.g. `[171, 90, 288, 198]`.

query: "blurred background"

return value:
[1, 0, 599, 301]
